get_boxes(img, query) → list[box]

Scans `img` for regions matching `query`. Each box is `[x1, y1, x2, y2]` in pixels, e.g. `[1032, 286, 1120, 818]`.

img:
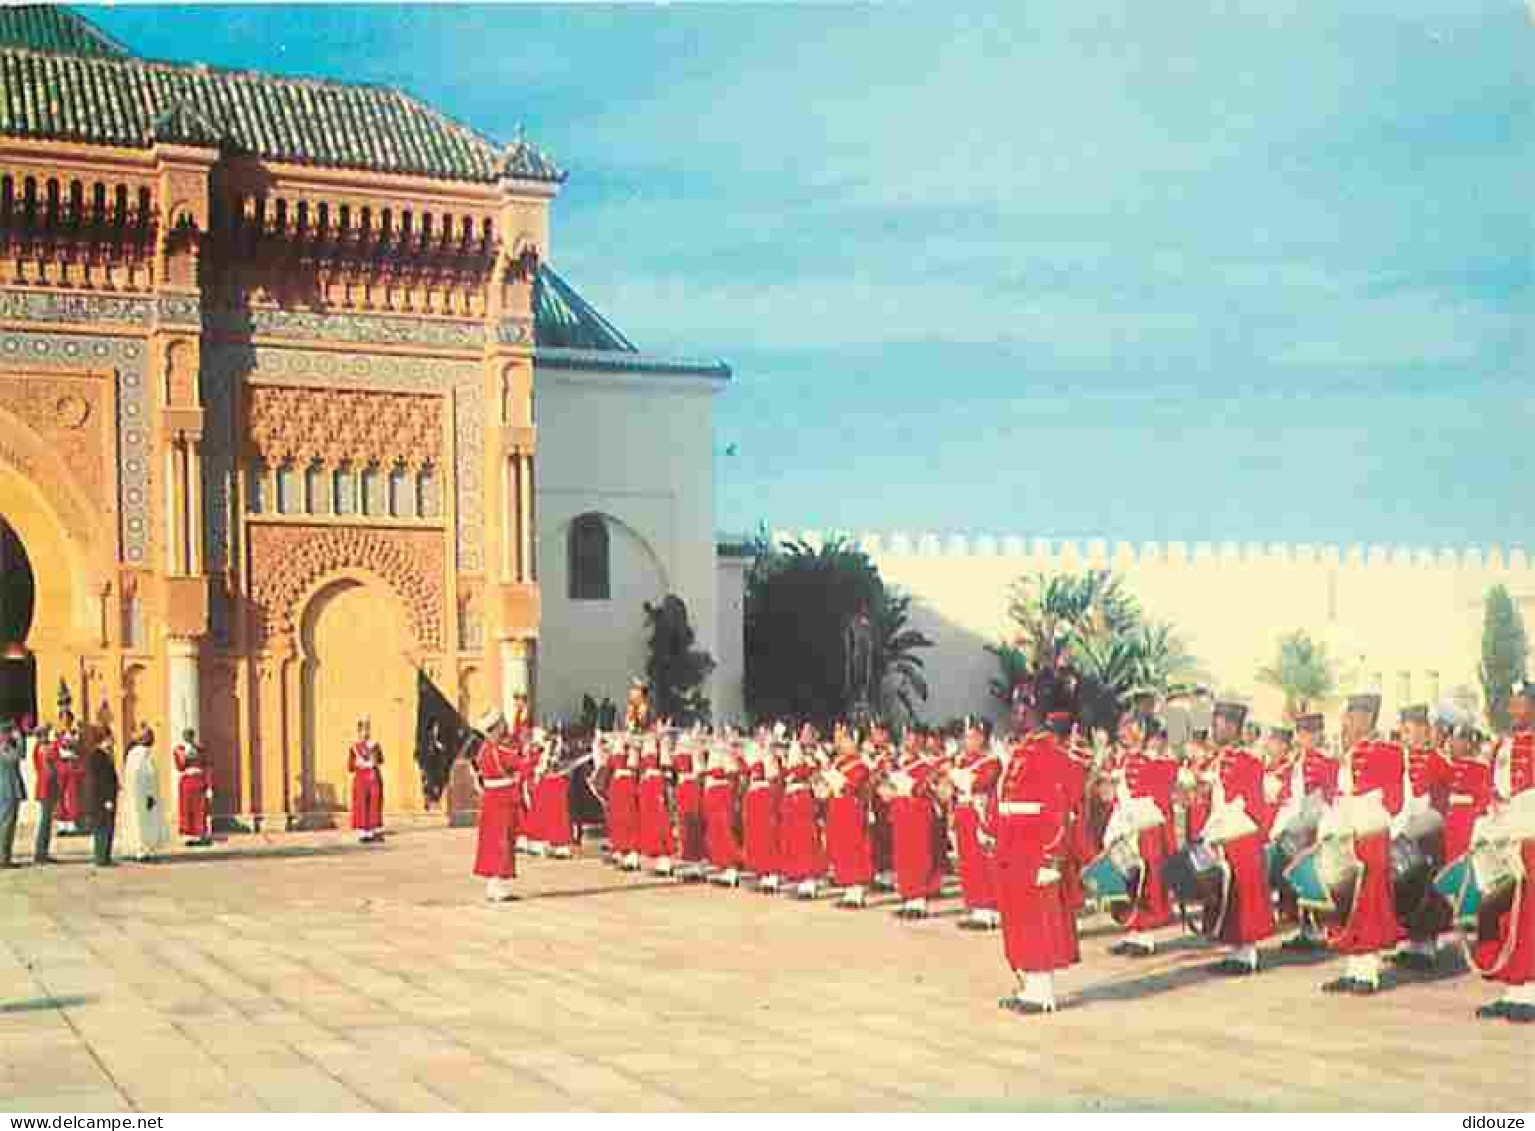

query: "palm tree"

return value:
[1256, 630, 1338, 719]
[1004, 570, 1139, 672]
[1134, 622, 1207, 699]
[871, 592, 934, 726]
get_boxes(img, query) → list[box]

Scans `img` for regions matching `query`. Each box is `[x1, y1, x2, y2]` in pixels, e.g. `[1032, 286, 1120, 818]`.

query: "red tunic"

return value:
[473, 738, 528, 878]
[32, 739, 59, 803]
[347, 741, 384, 832]
[992, 733, 1079, 973]
[777, 762, 826, 882]
[1058, 744, 1091, 912]
[1443, 756, 1493, 863]
[636, 753, 675, 858]
[528, 756, 576, 848]
[1116, 750, 1178, 931]
[1405, 744, 1451, 816]
[741, 766, 782, 876]
[871, 751, 895, 877]
[1287, 747, 1341, 805]
[173, 743, 212, 837]
[606, 752, 639, 854]
[825, 754, 875, 886]
[1209, 746, 1275, 946]
[889, 758, 944, 901]
[56, 740, 83, 824]
[954, 748, 1002, 912]
[1185, 744, 1216, 843]
[703, 764, 743, 868]
[1329, 739, 1405, 955]
[673, 752, 706, 863]
[1472, 733, 1535, 986]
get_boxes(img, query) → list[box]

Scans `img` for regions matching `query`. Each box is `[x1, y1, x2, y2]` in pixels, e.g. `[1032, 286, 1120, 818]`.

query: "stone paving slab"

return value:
[1, 824, 1531, 1112]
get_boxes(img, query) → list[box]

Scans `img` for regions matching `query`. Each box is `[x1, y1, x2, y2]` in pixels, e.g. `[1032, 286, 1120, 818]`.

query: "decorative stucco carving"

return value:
[0, 373, 107, 524]
[246, 385, 442, 472]
[248, 523, 445, 651]
[205, 343, 482, 572]
[0, 331, 149, 563]
[204, 306, 483, 349]
[0, 291, 152, 326]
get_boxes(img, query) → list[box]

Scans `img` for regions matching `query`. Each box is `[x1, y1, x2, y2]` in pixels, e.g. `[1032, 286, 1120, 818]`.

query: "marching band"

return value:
[456, 675, 1535, 1025]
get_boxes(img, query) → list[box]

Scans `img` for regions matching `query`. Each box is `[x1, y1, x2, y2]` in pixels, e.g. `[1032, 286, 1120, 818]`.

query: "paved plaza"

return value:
[2, 823, 1530, 1113]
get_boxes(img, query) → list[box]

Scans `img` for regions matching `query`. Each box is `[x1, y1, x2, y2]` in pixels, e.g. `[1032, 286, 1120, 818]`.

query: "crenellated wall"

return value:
[754, 530, 1535, 728]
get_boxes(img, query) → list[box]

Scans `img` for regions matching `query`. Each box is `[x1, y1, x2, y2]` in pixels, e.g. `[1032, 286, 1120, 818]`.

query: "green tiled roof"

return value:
[534, 265, 731, 380]
[534, 265, 638, 352]
[0, 5, 129, 59]
[0, 6, 564, 185]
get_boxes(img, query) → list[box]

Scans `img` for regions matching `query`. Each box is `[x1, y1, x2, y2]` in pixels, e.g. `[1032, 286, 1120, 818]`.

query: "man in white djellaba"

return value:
[120, 726, 170, 862]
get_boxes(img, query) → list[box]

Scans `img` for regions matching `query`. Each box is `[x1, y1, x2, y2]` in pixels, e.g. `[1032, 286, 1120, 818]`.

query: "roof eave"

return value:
[534, 347, 732, 381]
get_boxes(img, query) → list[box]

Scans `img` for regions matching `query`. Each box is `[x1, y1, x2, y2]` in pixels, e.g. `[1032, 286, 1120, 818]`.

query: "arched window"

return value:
[568, 514, 610, 601]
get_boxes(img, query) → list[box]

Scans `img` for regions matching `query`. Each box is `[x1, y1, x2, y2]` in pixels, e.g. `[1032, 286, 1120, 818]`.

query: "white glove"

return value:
[1263, 773, 1284, 805]
[951, 768, 974, 794]
[1036, 866, 1061, 885]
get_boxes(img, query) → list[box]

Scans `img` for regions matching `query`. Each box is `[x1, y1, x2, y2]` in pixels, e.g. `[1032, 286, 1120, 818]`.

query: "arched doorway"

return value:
[298, 578, 412, 826]
[0, 517, 38, 721]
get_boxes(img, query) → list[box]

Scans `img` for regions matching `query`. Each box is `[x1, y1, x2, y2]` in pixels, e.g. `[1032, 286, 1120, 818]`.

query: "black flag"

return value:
[414, 668, 465, 805]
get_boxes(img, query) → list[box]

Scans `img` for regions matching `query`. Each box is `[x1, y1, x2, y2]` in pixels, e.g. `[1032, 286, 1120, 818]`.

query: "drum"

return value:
[1083, 836, 1142, 906]
[1283, 835, 1359, 923]
[1161, 841, 1222, 905]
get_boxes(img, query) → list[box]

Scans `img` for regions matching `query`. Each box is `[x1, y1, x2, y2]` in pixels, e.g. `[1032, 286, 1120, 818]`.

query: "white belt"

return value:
[785, 783, 810, 794]
[747, 781, 774, 792]
[182, 767, 205, 776]
[642, 770, 664, 779]
[998, 801, 1043, 816]
[483, 777, 514, 789]
[613, 770, 634, 779]
[1450, 793, 1478, 806]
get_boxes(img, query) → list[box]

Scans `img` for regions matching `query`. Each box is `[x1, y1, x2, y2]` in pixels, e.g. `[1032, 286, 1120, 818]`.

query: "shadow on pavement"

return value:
[1, 994, 94, 1014]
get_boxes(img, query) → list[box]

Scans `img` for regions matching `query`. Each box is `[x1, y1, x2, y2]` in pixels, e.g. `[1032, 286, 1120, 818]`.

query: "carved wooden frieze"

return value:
[247, 523, 445, 651]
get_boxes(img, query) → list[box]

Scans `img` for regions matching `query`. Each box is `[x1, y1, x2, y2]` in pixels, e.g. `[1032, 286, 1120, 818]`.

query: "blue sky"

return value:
[90, 2, 1531, 547]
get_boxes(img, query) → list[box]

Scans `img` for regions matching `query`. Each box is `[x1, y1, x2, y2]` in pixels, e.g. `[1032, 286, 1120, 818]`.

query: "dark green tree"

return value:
[744, 535, 930, 728]
[642, 594, 716, 726]
[871, 592, 935, 726]
[1480, 584, 1527, 734]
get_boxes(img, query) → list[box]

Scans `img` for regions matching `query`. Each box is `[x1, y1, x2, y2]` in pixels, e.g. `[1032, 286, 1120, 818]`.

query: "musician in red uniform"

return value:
[173, 728, 213, 847]
[1201, 701, 1275, 975]
[994, 687, 1080, 1015]
[703, 741, 745, 886]
[1442, 722, 1492, 864]
[1321, 693, 1404, 995]
[54, 712, 83, 834]
[672, 738, 707, 879]
[472, 711, 531, 902]
[778, 737, 828, 898]
[1275, 713, 1340, 952]
[608, 737, 641, 871]
[1471, 683, 1535, 1023]
[1391, 704, 1455, 971]
[825, 728, 876, 908]
[953, 721, 1003, 930]
[867, 723, 897, 891]
[742, 740, 784, 891]
[1106, 713, 1179, 957]
[1181, 728, 1217, 846]
[888, 732, 944, 919]
[347, 718, 385, 843]
[636, 733, 676, 874]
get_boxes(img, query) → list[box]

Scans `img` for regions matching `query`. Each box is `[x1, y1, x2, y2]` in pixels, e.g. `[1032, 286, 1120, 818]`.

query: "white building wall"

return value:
[534, 365, 721, 723]
[763, 532, 1535, 730]
[713, 556, 749, 724]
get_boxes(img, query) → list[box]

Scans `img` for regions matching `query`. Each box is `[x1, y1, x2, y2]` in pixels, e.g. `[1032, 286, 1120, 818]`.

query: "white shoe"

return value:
[761, 874, 780, 892]
[797, 880, 818, 899]
[655, 858, 674, 876]
[551, 846, 573, 859]
[516, 835, 529, 852]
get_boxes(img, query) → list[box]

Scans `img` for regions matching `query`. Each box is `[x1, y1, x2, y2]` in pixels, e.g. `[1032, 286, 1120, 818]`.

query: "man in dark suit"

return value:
[0, 719, 25, 867]
[86, 733, 119, 867]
